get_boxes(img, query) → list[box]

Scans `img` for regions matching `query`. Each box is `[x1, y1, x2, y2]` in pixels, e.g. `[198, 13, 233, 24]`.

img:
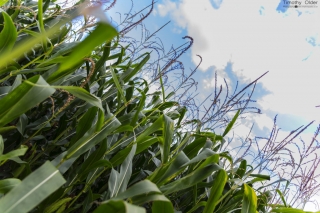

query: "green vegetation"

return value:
[0, 0, 319, 212]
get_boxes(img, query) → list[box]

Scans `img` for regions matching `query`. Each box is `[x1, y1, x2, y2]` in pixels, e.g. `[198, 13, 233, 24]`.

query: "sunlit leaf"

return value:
[242, 184, 257, 213]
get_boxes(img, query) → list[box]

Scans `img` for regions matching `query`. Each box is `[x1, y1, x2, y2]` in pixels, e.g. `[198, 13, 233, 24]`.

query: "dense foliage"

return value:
[0, 0, 319, 212]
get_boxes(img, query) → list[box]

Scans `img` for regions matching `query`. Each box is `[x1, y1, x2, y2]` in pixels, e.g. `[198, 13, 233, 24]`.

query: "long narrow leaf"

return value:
[110, 144, 137, 198]
[0, 75, 55, 127]
[160, 164, 221, 195]
[242, 184, 257, 213]
[0, 161, 66, 213]
[161, 115, 174, 164]
[47, 23, 117, 83]
[222, 110, 240, 137]
[0, 12, 17, 54]
[203, 169, 227, 213]
[65, 114, 120, 160]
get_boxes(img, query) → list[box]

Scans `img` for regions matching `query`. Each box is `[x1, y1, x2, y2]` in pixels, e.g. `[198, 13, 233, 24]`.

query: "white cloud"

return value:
[203, 69, 231, 89]
[157, 0, 188, 27]
[157, 0, 177, 17]
[156, 0, 320, 123]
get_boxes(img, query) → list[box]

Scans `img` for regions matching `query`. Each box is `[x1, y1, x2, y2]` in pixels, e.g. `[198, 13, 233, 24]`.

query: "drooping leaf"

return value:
[54, 86, 104, 111]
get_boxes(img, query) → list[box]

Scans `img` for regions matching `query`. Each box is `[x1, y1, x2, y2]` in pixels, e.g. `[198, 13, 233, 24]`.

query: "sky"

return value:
[105, 0, 320, 210]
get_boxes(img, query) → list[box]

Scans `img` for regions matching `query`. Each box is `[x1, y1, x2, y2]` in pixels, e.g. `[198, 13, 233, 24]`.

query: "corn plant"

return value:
[0, 0, 319, 212]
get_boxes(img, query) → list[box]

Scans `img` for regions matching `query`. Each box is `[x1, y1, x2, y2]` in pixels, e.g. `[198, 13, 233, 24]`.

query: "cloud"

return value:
[156, 0, 320, 123]
[157, 0, 177, 17]
[157, 0, 188, 27]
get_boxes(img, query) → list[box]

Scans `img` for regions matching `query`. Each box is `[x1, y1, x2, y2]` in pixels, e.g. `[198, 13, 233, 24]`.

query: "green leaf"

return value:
[0, 0, 9, 6]
[8, 75, 22, 93]
[0, 126, 16, 134]
[0, 75, 55, 128]
[276, 189, 287, 207]
[93, 200, 145, 213]
[235, 160, 247, 179]
[51, 152, 77, 175]
[242, 184, 257, 213]
[249, 174, 270, 180]
[130, 89, 146, 126]
[0, 145, 28, 163]
[16, 114, 28, 136]
[183, 137, 207, 159]
[0, 12, 17, 55]
[121, 53, 150, 83]
[114, 180, 162, 200]
[82, 188, 94, 213]
[77, 139, 108, 181]
[0, 135, 3, 155]
[109, 144, 136, 198]
[47, 23, 118, 83]
[53, 86, 103, 111]
[0, 178, 21, 194]
[186, 201, 207, 213]
[152, 200, 174, 213]
[82, 159, 112, 174]
[156, 151, 190, 185]
[110, 66, 127, 103]
[108, 168, 120, 199]
[0, 161, 66, 213]
[110, 136, 159, 167]
[44, 197, 72, 213]
[203, 169, 227, 213]
[72, 107, 98, 143]
[65, 114, 121, 160]
[222, 110, 240, 137]
[110, 115, 165, 166]
[160, 164, 221, 195]
[271, 208, 317, 213]
[182, 148, 218, 168]
[161, 115, 174, 164]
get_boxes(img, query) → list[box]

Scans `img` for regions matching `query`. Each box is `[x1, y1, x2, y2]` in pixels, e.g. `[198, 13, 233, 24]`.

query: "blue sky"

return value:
[105, 0, 320, 210]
